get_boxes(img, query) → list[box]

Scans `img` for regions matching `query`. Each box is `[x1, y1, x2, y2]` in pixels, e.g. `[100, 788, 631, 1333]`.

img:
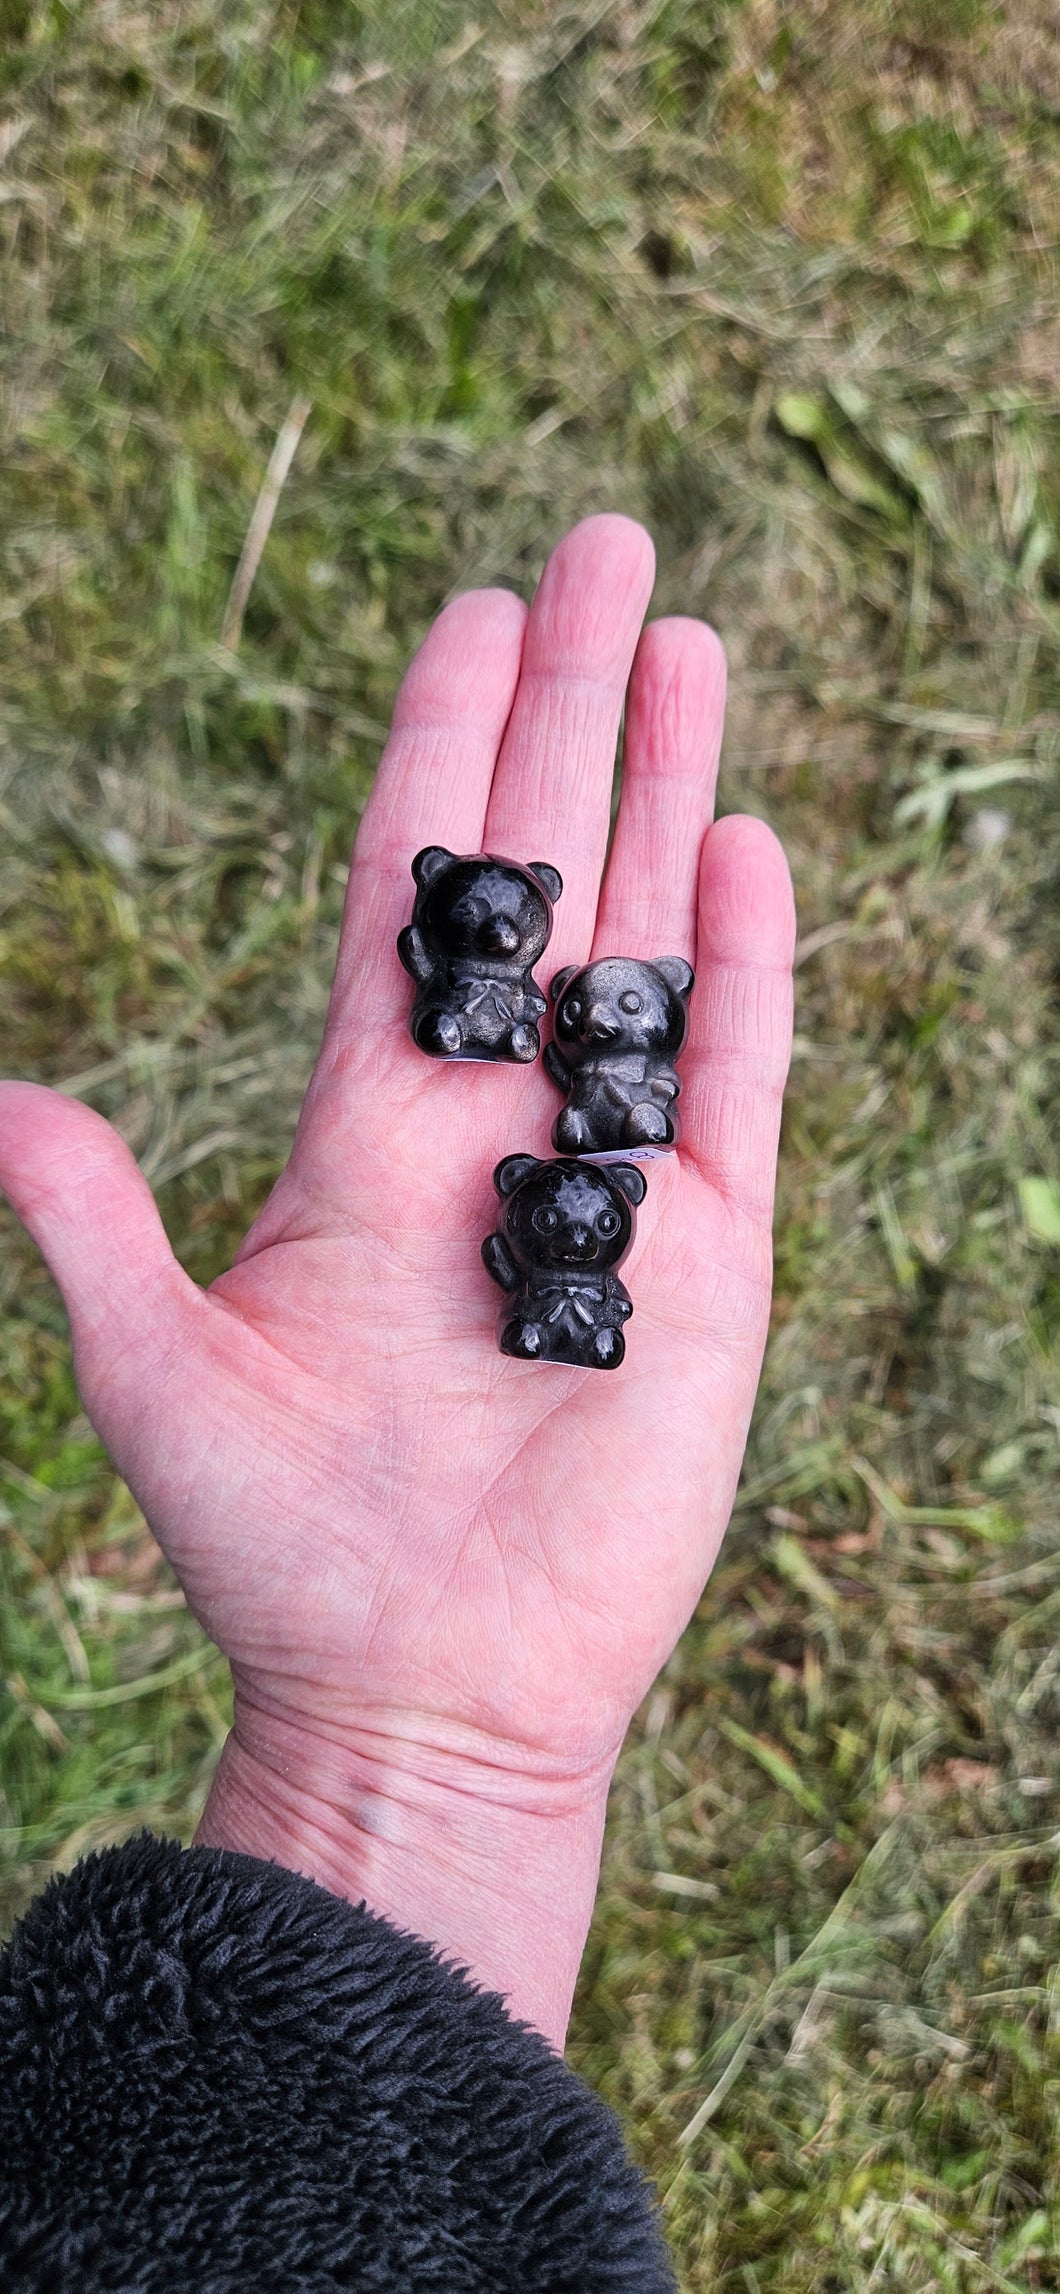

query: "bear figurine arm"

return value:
[649, 1066, 680, 1102]
[481, 1233, 521, 1292]
[396, 924, 435, 984]
[543, 1041, 572, 1091]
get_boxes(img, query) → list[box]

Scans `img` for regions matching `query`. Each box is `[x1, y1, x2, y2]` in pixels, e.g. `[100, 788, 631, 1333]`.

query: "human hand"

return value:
[0, 516, 795, 2045]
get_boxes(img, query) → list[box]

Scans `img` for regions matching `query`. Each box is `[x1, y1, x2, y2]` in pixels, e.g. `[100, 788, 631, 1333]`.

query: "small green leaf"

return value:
[980, 1442, 1023, 1489]
[775, 391, 828, 443]
[717, 1718, 825, 1818]
[775, 393, 902, 518]
[36, 1645, 226, 1710]
[851, 1456, 1018, 1541]
[1019, 1176, 1060, 1244]
[894, 758, 1039, 831]
[819, 449, 900, 517]
[997, 2210, 1051, 2270]
[772, 1532, 839, 1612]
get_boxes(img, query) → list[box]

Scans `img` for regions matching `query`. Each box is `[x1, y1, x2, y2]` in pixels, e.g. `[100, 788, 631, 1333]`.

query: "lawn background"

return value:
[1, 2, 1059, 2285]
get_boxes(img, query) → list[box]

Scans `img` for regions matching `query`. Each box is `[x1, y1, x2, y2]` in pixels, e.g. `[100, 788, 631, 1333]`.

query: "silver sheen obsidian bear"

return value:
[543, 955, 695, 1155]
[482, 1153, 646, 1369]
[398, 848, 562, 1062]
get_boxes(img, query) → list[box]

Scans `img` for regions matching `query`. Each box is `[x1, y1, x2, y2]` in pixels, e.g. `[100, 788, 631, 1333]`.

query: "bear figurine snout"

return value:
[480, 915, 522, 957]
[582, 1008, 620, 1044]
[561, 1222, 595, 1260]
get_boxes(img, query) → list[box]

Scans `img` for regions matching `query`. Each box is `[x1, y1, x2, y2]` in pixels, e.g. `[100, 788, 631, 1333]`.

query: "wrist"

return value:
[194, 1691, 615, 2051]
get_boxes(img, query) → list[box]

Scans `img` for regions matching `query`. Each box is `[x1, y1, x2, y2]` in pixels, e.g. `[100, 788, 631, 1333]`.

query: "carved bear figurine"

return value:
[544, 955, 695, 1155]
[398, 847, 562, 1062]
[482, 1153, 646, 1369]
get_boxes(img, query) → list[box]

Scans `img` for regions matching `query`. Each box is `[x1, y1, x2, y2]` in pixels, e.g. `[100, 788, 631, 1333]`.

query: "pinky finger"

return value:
[681, 815, 796, 1226]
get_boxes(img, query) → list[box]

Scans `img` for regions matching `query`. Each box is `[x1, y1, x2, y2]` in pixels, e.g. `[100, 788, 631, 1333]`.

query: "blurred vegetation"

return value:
[1, 1, 1059, 2285]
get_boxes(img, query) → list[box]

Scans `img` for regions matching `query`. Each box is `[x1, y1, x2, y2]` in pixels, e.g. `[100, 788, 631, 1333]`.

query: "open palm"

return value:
[0, 516, 794, 2038]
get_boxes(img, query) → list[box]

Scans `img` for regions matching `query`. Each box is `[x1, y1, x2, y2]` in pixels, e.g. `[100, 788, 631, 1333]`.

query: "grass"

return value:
[1, 1, 1059, 2283]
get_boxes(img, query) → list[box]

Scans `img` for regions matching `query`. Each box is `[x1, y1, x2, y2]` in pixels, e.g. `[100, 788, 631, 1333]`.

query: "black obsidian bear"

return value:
[482, 1154, 646, 1369]
[544, 956, 695, 1155]
[398, 847, 562, 1062]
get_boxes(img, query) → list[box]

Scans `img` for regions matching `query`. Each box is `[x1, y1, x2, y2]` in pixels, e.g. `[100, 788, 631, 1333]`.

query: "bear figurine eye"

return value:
[618, 990, 642, 1015]
[596, 1207, 621, 1237]
[562, 999, 581, 1027]
[532, 1205, 559, 1236]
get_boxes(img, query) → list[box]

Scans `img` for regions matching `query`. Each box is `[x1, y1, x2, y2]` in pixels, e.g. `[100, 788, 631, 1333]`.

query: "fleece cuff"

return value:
[0, 1830, 675, 2292]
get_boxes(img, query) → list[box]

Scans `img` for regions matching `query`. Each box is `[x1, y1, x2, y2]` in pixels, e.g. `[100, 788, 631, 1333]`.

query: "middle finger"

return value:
[481, 514, 656, 975]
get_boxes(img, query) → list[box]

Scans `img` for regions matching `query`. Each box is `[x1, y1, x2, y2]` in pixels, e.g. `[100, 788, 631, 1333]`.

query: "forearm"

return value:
[196, 1695, 614, 2049]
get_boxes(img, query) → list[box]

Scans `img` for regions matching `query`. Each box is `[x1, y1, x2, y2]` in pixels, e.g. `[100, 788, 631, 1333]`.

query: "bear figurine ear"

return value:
[609, 1163, 647, 1207]
[549, 964, 580, 1003]
[654, 956, 695, 1001]
[411, 845, 456, 888]
[493, 1153, 542, 1199]
[527, 861, 563, 905]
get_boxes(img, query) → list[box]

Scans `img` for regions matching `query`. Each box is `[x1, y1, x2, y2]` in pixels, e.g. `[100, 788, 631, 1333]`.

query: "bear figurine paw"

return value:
[414, 1009, 463, 1057]
[624, 1101, 673, 1148]
[553, 1106, 593, 1153]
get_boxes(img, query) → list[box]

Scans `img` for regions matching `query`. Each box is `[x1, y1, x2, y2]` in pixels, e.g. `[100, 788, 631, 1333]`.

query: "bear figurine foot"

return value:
[414, 1009, 463, 1057]
[624, 1101, 673, 1148]
[553, 1106, 593, 1154]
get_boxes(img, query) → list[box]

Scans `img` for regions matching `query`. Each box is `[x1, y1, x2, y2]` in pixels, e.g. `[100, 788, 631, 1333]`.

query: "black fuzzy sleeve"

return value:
[0, 1832, 676, 2292]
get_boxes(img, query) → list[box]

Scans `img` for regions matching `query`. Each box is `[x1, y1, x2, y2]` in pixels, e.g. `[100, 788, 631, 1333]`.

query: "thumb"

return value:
[0, 1082, 195, 1448]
